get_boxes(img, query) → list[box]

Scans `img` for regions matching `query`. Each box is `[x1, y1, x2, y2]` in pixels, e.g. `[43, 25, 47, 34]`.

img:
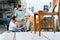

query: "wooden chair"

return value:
[34, 0, 60, 36]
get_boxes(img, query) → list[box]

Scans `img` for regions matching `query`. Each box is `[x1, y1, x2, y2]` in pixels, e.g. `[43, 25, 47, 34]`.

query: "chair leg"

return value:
[52, 13, 56, 32]
[39, 26, 41, 36]
[34, 14, 37, 34]
[39, 21, 42, 36]
[38, 12, 41, 36]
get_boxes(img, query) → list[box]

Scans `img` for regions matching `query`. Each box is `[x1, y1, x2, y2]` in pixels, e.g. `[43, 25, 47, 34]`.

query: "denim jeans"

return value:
[10, 29, 25, 32]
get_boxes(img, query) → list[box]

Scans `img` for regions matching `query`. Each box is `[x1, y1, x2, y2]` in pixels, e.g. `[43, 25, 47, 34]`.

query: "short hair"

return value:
[11, 16, 17, 20]
[18, 5, 21, 8]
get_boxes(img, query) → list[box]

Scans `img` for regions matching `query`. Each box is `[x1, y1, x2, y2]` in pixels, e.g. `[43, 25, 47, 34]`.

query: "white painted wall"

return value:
[26, 0, 53, 12]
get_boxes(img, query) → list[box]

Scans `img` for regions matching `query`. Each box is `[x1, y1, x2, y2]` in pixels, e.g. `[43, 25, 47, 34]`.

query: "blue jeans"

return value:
[10, 29, 25, 32]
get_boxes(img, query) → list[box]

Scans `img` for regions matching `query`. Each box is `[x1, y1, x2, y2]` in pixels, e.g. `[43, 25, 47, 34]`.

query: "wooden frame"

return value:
[34, 12, 57, 36]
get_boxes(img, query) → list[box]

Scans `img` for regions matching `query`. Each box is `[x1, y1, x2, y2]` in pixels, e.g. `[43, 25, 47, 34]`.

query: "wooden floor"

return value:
[0, 31, 60, 40]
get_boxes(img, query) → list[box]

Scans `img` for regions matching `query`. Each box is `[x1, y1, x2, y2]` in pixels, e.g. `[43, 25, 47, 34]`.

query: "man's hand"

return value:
[14, 26, 21, 30]
[23, 23, 26, 27]
[19, 28, 22, 30]
[20, 23, 26, 29]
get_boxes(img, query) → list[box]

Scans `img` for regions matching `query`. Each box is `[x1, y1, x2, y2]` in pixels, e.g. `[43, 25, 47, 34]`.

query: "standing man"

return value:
[15, 5, 31, 31]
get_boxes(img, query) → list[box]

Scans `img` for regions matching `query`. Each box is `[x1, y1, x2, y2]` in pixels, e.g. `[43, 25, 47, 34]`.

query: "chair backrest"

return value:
[52, 4, 57, 12]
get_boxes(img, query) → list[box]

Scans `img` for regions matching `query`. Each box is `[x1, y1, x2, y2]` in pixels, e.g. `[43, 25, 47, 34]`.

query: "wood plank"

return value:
[58, 0, 60, 27]
[34, 12, 58, 15]
[52, 0, 57, 8]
